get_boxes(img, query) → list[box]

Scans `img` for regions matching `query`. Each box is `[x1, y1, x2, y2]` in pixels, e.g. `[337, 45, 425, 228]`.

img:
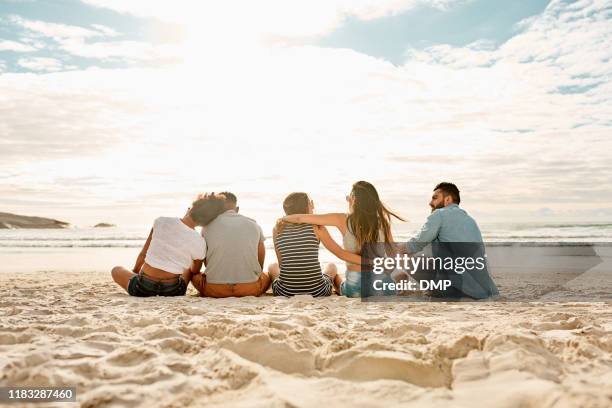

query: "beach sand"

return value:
[1, 271, 611, 407]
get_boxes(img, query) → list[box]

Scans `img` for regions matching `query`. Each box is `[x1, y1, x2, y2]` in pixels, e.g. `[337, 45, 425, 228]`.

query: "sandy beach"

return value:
[1, 270, 611, 407]
[3, 0, 612, 406]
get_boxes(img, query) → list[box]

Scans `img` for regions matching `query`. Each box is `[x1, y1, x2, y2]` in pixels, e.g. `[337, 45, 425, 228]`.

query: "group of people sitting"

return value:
[111, 181, 498, 299]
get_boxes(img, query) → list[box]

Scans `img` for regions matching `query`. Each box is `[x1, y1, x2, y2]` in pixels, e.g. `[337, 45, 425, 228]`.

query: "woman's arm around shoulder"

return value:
[314, 225, 361, 265]
[282, 213, 347, 233]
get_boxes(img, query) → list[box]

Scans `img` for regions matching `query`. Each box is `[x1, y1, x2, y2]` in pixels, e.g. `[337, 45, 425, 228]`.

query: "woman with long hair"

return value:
[282, 181, 404, 297]
[268, 192, 361, 297]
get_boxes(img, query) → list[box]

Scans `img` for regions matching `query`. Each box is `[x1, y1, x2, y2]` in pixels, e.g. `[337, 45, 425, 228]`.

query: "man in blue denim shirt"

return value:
[406, 182, 498, 299]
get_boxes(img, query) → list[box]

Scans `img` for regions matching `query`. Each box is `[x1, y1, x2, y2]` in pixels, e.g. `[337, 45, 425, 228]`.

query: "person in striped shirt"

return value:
[268, 192, 361, 297]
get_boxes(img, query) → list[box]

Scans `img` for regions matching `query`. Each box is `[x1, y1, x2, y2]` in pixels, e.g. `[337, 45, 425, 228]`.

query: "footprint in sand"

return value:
[105, 347, 158, 367]
[435, 335, 482, 360]
[532, 316, 584, 331]
[221, 334, 317, 374]
[127, 316, 163, 327]
[63, 316, 89, 326]
[0, 332, 33, 345]
[153, 337, 195, 353]
[383, 322, 432, 337]
[2, 307, 22, 316]
[322, 349, 451, 388]
[482, 333, 563, 383]
[141, 326, 187, 341]
[182, 306, 206, 316]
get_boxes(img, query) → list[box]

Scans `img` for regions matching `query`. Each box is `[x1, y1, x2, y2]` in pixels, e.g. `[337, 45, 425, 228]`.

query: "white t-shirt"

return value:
[145, 217, 206, 274]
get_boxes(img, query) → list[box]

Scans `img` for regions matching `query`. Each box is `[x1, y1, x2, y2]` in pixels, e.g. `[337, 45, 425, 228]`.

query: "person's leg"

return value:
[342, 271, 362, 298]
[333, 274, 343, 295]
[111, 266, 136, 292]
[390, 269, 412, 295]
[268, 263, 280, 281]
[202, 283, 235, 298]
[231, 272, 271, 297]
[323, 263, 337, 279]
[409, 265, 431, 285]
[391, 269, 410, 283]
[190, 272, 206, 296]
[323, 263, 341, 294]
[258, 271, 272, 295]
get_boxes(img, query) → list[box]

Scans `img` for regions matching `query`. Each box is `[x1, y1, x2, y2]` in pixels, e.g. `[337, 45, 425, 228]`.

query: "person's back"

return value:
[273, 223, 332, 297]
[343, 219, 397, 297]
[407, 184, 484, 252]
[190, 192, 271, 298]
[269, 191, 361, 297]
[110, 194, 225, 297]
[431, 204, 482, 243]
[407, 183, 498, 299]
[203, 210, 263, 284]
[146, 217, 206, 274]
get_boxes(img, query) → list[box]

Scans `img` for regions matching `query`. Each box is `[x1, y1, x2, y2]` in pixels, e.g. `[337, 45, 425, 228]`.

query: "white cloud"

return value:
[58, 38, 174, 61]
[0, 39, 37, 52]
[7, 15, 176, 65]
[48, 0, 467, 69]
[9, 15, 103, 40]
[90, 24, 119, 37]
[80, 0, 463, 39]
[17, 57, 65, 72]
[399, 0, 612, 133]
[341, 0, 461, 20]
[0, 0, 611, 225]
[4, 1, 464, 67]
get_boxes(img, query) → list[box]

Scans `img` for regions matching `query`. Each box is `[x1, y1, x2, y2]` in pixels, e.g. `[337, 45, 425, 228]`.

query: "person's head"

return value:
[430, 182, 460, 211]
[346, 181, 405, 247]
[188, 193, 226, 226]
[283, 192, 314, 215]
[219, 191, 238, 212]
[276, 192, 313, 235]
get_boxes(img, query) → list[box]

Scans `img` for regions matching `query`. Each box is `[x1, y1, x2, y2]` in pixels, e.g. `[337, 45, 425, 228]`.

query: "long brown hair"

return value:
[347, 181, 405, 249]
[275, 192, 310, 235]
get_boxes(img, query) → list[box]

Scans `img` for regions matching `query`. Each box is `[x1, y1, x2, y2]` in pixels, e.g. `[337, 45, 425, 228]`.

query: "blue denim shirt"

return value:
[407, 204, 483, 253]
[406, 204, 498, 299]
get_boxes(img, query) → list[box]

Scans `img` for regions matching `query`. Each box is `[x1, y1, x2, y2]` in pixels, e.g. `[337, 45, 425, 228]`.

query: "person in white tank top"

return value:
[111, 193, 225, 297]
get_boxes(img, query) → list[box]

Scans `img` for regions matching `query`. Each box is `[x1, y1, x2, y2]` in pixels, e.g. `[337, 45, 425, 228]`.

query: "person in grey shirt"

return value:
[190, 192, 270, 297]
[406, 182, 498, 299]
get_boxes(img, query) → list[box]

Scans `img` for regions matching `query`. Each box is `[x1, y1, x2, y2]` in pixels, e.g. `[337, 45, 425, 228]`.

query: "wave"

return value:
[0, 244, 143, 248]
[484, 235, 612, 239]
[1, 224, 611, 250]
[0, 237, 146, 241]
[2, 242, 611, 249]
[528, 223, 612, 229]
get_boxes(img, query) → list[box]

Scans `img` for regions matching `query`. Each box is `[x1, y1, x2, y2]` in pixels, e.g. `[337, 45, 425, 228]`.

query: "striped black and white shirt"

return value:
[272, 223, 332, 297]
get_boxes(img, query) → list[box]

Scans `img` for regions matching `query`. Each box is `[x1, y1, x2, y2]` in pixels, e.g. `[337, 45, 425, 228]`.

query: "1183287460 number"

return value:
[0, 387, 76, 402]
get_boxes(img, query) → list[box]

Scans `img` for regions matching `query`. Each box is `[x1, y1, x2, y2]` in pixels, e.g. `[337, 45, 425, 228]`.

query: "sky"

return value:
[1, 0, 611, 228]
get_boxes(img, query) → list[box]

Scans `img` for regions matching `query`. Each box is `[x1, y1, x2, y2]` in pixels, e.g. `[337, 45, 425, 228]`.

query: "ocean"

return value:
[1, 222, 611, 274]
[1, 222, 612, 250]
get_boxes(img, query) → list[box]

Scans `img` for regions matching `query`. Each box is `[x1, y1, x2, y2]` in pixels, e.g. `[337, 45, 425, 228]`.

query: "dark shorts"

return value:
[127, 272, 187, 297]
